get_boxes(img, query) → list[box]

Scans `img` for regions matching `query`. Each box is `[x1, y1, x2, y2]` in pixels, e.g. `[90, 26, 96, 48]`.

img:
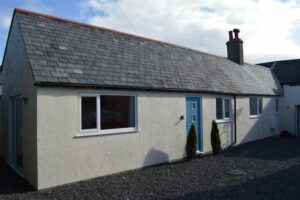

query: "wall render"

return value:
[36, 87, 279, 189]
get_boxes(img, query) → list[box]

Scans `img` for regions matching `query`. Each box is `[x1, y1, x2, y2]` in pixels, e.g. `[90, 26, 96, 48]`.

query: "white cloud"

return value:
[80, 0, 300, 63]
[0, 9, 12, 31]
[0, 15, 11, 30]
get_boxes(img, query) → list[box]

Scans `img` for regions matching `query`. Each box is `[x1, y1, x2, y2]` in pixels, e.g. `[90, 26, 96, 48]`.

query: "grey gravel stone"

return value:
[225, 169, 247, 176]
[1, 138, 300, 199]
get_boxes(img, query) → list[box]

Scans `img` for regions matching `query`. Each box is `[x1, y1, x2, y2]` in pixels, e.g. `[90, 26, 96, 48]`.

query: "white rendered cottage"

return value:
[259, 59, 300, 137]
[0, 9, 281, 189]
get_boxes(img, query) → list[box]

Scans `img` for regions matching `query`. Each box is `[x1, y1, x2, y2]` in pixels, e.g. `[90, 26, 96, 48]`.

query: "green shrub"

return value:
[211, 120, 221, 154]
[186, 124, 198, 160]
[186, 124, 197, 150]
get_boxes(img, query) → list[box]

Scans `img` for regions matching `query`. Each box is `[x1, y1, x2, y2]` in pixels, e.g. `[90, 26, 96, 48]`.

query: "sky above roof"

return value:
[1, 0, 300, 64]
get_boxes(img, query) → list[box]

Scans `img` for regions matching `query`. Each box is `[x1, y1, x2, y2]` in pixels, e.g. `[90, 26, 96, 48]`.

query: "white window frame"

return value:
[78, 93, 138, 136]
[79, 93, 99, 133]
[216, 97, 232, 123]
[249, 96, 263, 118]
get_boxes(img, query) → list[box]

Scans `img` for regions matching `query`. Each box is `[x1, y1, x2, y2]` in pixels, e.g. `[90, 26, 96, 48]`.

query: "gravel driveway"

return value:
[1, 137, 300, 200]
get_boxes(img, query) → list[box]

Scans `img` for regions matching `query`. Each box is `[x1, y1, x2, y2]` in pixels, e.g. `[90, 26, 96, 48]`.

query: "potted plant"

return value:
[211, 120, 221, 154]
[186, 124, 197, 160]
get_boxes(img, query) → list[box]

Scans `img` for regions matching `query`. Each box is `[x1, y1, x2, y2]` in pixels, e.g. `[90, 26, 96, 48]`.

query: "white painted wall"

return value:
[281, 85, 300, 135]
[235, 96, 280, 144]
[201, 95, 234, 153]
[37, 88, 187, 189]
[36, 87, 279, 189]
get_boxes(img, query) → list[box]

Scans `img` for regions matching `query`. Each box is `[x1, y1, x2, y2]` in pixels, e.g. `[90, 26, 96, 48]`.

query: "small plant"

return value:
[211, 120, 221, 154]
[186, 124, 197, 159]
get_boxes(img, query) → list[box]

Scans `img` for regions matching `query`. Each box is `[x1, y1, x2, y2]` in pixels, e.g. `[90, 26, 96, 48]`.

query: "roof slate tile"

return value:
[15, 10, 281, 95]
[258, 59, 300, 84]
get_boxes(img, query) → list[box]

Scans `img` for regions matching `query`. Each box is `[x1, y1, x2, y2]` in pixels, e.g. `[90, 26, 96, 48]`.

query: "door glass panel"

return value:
[192, 115, 196, 122]
[192, 103, 196, 110]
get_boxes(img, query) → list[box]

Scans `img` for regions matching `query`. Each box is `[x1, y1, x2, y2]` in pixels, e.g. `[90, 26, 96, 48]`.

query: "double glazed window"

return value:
[80, 94, 137, 135]
[250, 97, 263, 116]
[216, 98, 231, 120]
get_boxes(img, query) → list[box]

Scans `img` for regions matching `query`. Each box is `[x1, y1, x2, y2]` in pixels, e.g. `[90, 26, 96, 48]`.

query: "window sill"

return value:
[216, 119, 233, 124]
[75, 128, 139, 138]
[249, 115, 263, 119]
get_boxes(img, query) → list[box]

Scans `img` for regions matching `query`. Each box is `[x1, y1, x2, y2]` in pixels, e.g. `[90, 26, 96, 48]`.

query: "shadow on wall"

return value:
[173, 162, 300, 199]
[235, 98, 280, 145]
[143, 148, 169, 167]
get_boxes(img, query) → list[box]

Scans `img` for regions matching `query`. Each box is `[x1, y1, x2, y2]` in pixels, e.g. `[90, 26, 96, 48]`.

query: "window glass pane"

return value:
[101, 95, 135, 130]
[258, 98, 263, 114]
[250, 97, 257, 115]
[81, 97, 97, 130]
[276, 98, 279, 112]
[224, 99, 230, 118]
[216, 98, 223, 119]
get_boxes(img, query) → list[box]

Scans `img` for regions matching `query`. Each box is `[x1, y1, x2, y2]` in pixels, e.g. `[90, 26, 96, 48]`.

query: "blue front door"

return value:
[186, 97, 202, 151]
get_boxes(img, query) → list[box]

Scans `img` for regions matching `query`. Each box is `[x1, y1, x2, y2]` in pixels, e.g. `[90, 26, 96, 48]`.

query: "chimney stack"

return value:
[226, 28, 244, 65]
[229, 30, 233, 40]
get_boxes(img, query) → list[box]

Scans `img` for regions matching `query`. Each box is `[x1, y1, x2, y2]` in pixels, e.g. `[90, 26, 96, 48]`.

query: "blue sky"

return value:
[0, 0, 87, 63]
[1, 0, 300, 63]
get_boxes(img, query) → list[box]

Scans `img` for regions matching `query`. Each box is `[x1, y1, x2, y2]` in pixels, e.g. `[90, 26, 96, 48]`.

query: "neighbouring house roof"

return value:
[258, 59, 300, 85]
[2, 9, 281, 95]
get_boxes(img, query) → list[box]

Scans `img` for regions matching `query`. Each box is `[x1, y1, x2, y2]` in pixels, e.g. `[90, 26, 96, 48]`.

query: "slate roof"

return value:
[258, 59, 300, 85]
[4, 9, 281, 95]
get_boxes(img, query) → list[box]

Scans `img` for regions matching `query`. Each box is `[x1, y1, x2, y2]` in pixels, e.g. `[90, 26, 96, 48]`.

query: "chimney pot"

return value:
[226, 28, 244, 65]
[233, 28, 240, 38]
[229, 31, 233, 40]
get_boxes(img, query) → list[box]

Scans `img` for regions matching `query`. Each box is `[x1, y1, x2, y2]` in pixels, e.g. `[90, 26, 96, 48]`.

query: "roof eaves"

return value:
[281, 81, 300, 86]
[34, 81, 282, 96]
